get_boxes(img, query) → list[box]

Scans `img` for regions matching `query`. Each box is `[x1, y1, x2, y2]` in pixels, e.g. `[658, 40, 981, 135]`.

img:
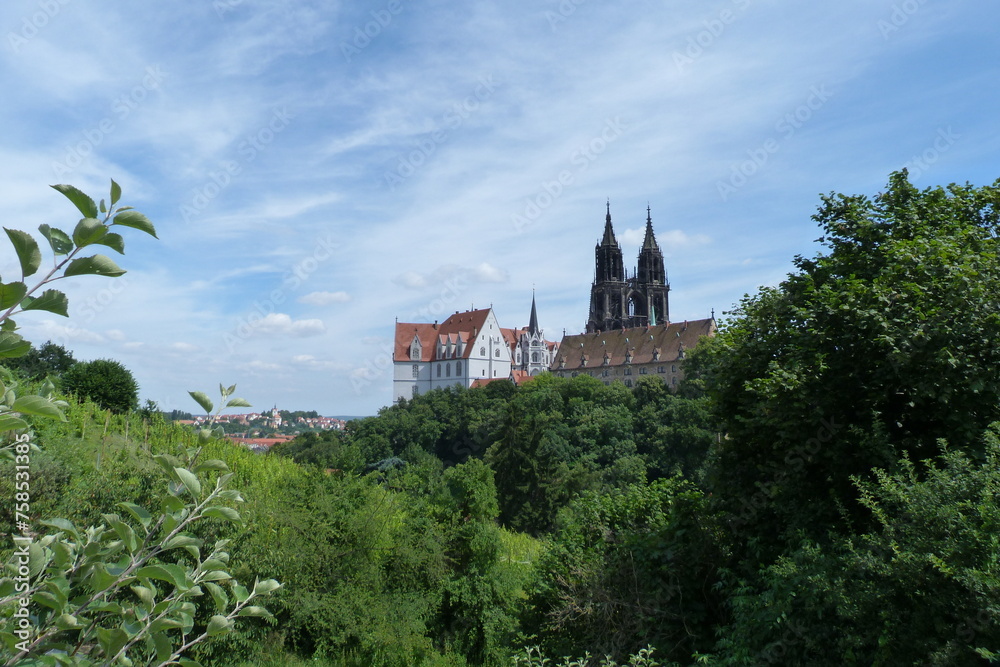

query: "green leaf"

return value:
[131, 584, 155, 611]
[206, 615, 232, 637]
[174, 467, 202, 498]
[199, 570, 232, 582]
[232, 583, 250, 604]
[253, 578, 281, 595]
[20, 289, 69, 317]
[96, 626, 129, 659]
[63, 254, 126, 278]
[40, 517, 80, 541]
[0, 332, 31, 358]
[152, 630, 172, 663]
[0, 413, 28, 430]
[0, 282, 27, 310]
[104, 514, 139, 553]
[110, 179, 122, 206]
[38, 224, 74, 255]
[193, 459, 229, 474]
[204, 582, 228, 612]
[12, 395, 67, 420]
[51, 184, 98, 219]
[73, 217, 108, 247]
[93, 232, 126, 254]
[237, 606, 274, 619]
[119, 502, 153, 530]
[225, 398, 252, 408]
[3, 229, 42, 278]
[189, 391, 214, 414]
[202, 506, 241, 523]
[137, 564, 188, 589]
[163, 534, 203, 551]
[226, 383, 237, 395]
[112, 210, 158, 238]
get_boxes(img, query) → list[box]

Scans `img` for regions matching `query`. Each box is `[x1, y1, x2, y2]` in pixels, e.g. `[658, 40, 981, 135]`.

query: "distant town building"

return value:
[392, 297, 559, 402]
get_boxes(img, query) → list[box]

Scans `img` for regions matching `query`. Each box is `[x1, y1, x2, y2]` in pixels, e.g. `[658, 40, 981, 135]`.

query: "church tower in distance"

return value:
[586, 203, 670, 333]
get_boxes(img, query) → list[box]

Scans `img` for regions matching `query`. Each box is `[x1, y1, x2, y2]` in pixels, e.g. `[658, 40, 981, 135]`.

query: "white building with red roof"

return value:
[393, 307, 513, 402]
[392, 297, 560, 402]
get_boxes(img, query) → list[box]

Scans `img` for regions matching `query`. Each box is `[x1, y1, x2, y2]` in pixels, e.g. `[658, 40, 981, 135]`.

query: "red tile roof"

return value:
[395, 308, 494, 361]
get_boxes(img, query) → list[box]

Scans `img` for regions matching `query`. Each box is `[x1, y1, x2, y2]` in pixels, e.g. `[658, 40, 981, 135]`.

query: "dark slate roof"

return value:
[550, 317, 715, 370]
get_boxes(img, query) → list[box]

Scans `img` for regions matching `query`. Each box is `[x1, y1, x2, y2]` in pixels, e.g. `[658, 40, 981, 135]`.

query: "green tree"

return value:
[703, 171, 1000, 549]
[0, 341, 75, 381]
[716, 426, 1000, 665]
[62, 358, 140, 414]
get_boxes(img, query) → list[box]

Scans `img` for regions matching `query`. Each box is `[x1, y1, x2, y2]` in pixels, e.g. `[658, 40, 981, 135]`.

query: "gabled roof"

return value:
[551, 318, 715, 370]
[395, 308, 494, 361]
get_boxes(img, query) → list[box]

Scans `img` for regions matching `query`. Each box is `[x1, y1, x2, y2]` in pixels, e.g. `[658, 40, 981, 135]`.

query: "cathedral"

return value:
[550, 203, 715, 388]
[587, 202, 670, 332]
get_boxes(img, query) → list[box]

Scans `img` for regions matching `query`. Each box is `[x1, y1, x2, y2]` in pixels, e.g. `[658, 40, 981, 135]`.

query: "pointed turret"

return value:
[641, 205, 659, 251]
[528, 291, 540, 336]
[600, 199, 618, 247]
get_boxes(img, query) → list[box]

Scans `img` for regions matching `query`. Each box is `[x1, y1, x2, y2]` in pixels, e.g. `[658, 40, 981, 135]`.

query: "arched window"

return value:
[480, 347, 486, 356]
[455, 361, 462, 375]
[436, 365, 441, 377]
[411, 364, 419, 378]
[446, 363, 451, 377]
[531, 351, 539, 362]
[494, 349, 500, 357]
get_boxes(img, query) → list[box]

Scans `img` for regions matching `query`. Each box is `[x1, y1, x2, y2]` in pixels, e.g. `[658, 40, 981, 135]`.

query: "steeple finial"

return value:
[601, 201, 617, 246]
[528, 290, 540, 335]
[641, 204, 659, 251]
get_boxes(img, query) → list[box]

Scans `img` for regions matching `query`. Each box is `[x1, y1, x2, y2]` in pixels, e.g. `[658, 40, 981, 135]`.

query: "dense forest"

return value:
[3, 172, 1000, 665]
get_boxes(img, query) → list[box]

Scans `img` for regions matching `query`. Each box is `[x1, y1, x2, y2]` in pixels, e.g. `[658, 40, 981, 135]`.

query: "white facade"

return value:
[392, 309, 513, 403]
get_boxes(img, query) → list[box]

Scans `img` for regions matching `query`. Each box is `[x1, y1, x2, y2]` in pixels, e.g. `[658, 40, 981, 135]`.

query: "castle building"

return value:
[392, 297, 559, 402]
[551, 203, 714, 388]
[588, 202, 670, 332]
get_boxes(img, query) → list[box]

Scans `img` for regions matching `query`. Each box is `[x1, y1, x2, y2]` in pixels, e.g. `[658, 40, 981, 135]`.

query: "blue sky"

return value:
[1, 0, 997, 416]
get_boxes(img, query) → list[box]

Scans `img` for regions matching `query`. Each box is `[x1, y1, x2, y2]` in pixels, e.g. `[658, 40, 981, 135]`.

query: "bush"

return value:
[62, 358, 139, 413]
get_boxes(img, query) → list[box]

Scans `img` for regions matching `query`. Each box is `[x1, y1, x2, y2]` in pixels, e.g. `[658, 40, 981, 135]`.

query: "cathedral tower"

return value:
[586, 203, 670, 333]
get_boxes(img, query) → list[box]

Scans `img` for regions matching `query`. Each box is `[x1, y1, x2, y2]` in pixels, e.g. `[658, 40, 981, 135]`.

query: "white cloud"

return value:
[298, 291, 351, 306]
[470, 262, 508, 283]
[254, 313, 326, 337]
[169, 342, 200, 353]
